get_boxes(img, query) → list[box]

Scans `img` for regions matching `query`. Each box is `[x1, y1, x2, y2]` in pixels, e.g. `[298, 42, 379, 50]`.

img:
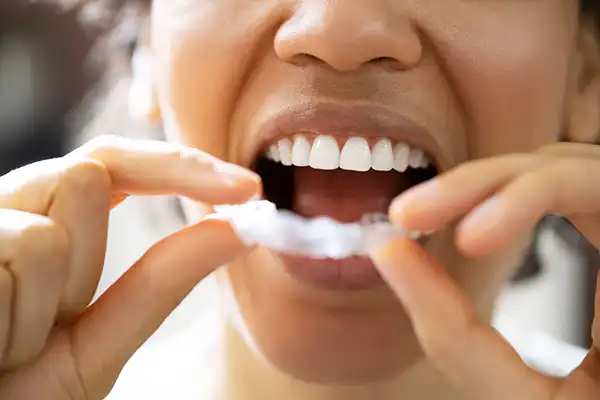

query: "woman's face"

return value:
[149, 0, 584, 384]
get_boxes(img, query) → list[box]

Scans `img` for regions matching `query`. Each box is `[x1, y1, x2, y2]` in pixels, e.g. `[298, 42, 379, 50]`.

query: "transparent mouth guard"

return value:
[213, 201, 420, 259]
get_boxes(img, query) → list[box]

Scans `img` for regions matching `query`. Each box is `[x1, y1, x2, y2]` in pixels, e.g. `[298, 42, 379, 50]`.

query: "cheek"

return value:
[425, 4, 577, 158]
[151, 1, 277, 159]
[460, 50, 567, 157]
[153, 23, 232, 156]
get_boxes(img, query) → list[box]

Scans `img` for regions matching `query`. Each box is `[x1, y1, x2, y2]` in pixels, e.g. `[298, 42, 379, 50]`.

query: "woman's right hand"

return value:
[0, 135, 260, 400]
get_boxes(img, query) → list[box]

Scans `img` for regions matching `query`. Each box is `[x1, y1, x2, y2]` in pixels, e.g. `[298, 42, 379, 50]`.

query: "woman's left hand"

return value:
[370, 142, 600, 399]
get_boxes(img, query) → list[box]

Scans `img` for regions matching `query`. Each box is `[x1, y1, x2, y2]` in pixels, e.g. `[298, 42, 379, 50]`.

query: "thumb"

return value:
[369, 238, 546, 400]
[70, 217, 245, 395]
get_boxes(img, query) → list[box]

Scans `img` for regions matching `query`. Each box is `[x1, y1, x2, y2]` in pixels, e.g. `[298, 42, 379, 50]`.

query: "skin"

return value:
[153, 0, 599, 389]
[0, 0, 598, 399]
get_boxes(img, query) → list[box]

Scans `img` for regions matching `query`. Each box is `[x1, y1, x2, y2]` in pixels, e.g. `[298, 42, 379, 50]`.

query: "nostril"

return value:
[288, 53, 327, 67]
[287, 53, 406, 73]
[367, 56, 406, 71]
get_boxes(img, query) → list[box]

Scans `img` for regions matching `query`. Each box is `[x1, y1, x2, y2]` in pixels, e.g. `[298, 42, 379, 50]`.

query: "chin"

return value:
[254, 331, 424, 385]
[225, 250, 425, 385]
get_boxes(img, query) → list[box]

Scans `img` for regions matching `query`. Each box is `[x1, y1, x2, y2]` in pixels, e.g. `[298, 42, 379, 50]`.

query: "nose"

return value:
[274, 0, 422, 72]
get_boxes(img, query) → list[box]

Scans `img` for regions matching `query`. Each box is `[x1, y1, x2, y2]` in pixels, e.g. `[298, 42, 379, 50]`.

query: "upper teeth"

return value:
[266, 135, 430, 172]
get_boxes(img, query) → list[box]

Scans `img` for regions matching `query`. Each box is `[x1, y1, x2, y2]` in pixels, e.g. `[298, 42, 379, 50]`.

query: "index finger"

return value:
[0, 135, 260, 213]
[0, 135, 260, 315]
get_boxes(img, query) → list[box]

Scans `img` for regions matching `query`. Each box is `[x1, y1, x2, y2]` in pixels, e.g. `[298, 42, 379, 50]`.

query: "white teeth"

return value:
[340, 137, 371, 172]
[277, 138, 293, 166]
[266, 136, 431, 171]
[268, 144, 280, 162]
[266, 146, 274, 160]
[309, 135, 340, 170]
[408, 148, 425, 169]
[371, 138, 394, 171]
[292, 135, 310, 166]
[393, 143, 410, 172]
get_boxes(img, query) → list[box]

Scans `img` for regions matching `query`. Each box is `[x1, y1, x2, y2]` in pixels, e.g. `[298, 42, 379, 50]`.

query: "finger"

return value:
[538, 142, 600, 158]
[0, 209, 70, 369]
[0, 136, 260, 317]
[47, 160, 111, 316]
[69, 217, 246, 395]
[369, 238, 548, 399]
[70, 135, 261, 204]
[457, 158, 600, 257]
[0, 134, 260, 213]
[389, 154, 546, 233]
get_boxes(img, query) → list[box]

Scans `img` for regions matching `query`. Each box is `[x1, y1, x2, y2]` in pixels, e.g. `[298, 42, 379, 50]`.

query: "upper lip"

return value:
[250, 103, 447, 171]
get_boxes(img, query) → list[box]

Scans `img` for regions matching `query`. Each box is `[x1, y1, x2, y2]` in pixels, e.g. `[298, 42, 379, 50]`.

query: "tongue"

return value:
[293, 168, 412, 223]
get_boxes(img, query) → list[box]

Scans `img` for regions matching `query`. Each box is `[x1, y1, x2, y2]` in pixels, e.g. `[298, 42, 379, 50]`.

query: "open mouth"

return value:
[253, 134, 438, 222]
[250, 134, 439, 290]
[247, 104, 441, 290]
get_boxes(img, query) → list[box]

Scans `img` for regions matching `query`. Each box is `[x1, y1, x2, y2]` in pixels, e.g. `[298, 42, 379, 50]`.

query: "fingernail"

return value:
[368, 237, 415, 292]
[214, 162, 261, 187]
[391, 179, 439, 216]
[367, 238, 395, 265]
[364, 229, 395, 257]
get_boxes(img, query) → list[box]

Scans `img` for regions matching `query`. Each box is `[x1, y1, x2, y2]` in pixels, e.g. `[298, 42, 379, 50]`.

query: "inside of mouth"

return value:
[253, 156, 438, 224]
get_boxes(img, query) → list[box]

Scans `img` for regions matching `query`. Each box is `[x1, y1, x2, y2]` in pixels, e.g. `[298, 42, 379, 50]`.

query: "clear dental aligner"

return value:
[213, 201, 420, 259]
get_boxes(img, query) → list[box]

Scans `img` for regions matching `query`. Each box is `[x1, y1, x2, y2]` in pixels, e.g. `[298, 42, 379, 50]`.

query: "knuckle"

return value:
[61, 158, 111, 198]
[0, 159, 65, 211]
[71, 135, 124, 162]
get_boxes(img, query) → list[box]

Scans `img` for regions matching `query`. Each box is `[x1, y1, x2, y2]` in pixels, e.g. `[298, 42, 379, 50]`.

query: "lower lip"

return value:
[277, 253, 386, 290]
[276, 235, 431, 290]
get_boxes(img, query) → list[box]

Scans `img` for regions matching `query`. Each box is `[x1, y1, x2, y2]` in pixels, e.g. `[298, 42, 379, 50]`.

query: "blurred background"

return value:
[1, 1, 598, 355]
[0, 2, 98, 172]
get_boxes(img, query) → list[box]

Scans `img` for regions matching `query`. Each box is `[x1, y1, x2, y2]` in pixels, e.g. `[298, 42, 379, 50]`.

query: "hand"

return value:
[0, 135, 260, 400]
[370, 142, 600, 400]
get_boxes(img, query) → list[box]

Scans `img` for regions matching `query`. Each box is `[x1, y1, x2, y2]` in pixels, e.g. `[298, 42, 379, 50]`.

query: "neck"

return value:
[219, 316, 460, 400]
